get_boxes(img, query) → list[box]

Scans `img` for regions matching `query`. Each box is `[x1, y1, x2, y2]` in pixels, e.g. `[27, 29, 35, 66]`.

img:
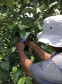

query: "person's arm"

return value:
[32, 44, 51, 60]
[25, 41, 51, 61]
[16, 39, 32, 77]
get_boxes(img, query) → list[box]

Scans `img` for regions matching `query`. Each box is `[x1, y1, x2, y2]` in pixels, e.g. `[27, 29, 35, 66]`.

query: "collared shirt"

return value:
[29, 52, 62, 84]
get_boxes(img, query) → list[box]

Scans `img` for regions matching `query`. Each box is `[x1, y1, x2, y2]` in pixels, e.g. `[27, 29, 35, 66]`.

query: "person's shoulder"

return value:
[51, 52, 62, 58]
[51, 52, 62, 70]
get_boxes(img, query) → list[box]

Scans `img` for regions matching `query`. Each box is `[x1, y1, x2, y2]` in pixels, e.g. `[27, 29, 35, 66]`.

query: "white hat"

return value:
[37, 15, 62, 47]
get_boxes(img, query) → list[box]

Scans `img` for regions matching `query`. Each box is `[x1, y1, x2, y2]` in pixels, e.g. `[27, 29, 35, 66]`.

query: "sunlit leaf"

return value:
[25, 77, 32, 84]
[30, 56, 34, 62]
[17, 77, 25, 84]
[18, 24, 26, 30]
[12, 66, 17, 73]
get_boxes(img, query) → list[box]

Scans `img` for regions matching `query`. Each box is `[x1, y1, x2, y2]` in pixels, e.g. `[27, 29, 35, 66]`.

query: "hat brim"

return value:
[37, 32, 62, 47]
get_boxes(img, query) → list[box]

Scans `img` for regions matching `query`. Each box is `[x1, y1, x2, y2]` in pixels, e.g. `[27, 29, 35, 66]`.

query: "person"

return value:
[16, 15, 62, 84]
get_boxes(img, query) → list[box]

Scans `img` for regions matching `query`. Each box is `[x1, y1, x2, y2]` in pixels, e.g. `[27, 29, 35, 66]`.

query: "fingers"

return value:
[24, 40, 31, 46]
[16, 38, 21, 45]
[25, 40, 29, 43]
[24, 40, 33, 49]
[17, 38, 24, 44]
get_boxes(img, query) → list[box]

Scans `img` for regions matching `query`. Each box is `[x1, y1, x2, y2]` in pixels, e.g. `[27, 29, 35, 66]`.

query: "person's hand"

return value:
[25, 40, 36, 49]
[16, 38, 25, 50]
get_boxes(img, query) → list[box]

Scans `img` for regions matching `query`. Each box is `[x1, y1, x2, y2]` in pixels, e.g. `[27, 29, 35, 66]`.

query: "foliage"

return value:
[0, 0, 62, 84]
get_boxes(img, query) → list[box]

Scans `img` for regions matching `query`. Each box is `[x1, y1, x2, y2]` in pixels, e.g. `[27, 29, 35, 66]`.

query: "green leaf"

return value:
[12, 66, 17, 73]
[9, 52, 17, 58]
[0, 57, 2, 60]
[0, 19, 12, 23]
[30, 56, 34, 62]
[17, 77, 25, 84]
[24, 0, 29, 3]
[0, 47, 4, 53]
[36, 19, 43, 30]
[0, 68, 9, 80]
[22, 17, 35, 27]
[23, 0, 29, 4]
[19, 30, 26, 38]
[49, 1, 58, 8]
[9, 24, 15, 30]
[13, 69, 22, 84]
[22, 8, 36, 14]
[2, 55, 9, 61]
[10, 35, 17, 45]
[0, 62, 10, 71]
[13, 12, 19, 21]
[0, 6, 7, 14]
[25, 77, 32, 84]
[5, 0, 14, 9]
[0, 79, 3, 84]
[11, 46, 16, 52]
[18, 24, 26, 30]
